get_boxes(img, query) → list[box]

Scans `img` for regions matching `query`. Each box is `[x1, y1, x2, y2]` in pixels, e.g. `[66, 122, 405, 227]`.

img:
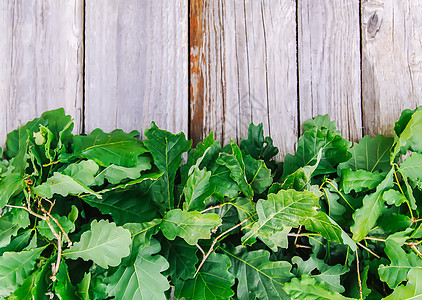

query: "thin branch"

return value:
[355, 250, 363, 300]
[357, 242, 380, 259]
[196, 243, 205, 256]
[296, 244, 312, 249]
[194, 218, 249, 277]
[410, 244, 422, 259]
[50, 232, 62, 282]
[200, 204, 224, 214]
[5, 204, 46, 220]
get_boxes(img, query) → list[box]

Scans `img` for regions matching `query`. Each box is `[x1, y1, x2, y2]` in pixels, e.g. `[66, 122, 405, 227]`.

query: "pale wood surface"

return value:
[298, 0, 362, 141]
[1, 1, 422, 156]
[190, 0, 297, 158]
[0, 0, 84, 145]
[85, 0, 189, 137]
[362, 0, 422, 136]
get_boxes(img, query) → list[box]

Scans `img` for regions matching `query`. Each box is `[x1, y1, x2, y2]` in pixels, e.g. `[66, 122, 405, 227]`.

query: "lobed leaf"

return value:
[33, 172, 101, 199]
[71, 128, 148, 167]
[338, 135, 393, 172]
[351, 168, 394, 241]
[175, 252, 234, 300]
[63, 219, 131, 269]
[160, 209, 221, 245]
[223, 246, 293, 299]
[283, 275, 355, 300]
[144, 122, 192, 209]
[106, 238, 170, 299]
[0, 246, 46, 298]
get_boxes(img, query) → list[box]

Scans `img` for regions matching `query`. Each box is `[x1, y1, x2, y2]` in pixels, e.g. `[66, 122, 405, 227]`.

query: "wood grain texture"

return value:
[298, 0, 362, 141]
[0, 0, 84, 145]
[362, 0, 422, 136]
[85, 0, 188, 137]
[190, 0, 297, 158]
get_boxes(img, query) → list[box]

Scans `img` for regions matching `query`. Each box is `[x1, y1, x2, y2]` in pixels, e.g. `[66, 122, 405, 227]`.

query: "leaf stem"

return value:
[355, 250, 363, 300]
[357, 242, 380, 259]
[394, 166, 414, 220]
[324, 179, 355, 211]
[194, 218, 249, 277]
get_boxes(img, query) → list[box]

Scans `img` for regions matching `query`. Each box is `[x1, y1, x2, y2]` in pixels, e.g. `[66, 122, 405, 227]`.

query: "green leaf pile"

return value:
[0, 107, 422, 298]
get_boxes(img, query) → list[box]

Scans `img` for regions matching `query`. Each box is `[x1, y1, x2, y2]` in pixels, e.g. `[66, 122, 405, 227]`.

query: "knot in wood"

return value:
[367, 12, 380, 38]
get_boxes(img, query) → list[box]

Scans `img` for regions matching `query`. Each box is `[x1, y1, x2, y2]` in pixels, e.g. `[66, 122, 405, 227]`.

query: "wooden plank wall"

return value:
[1, 0, 422, 159]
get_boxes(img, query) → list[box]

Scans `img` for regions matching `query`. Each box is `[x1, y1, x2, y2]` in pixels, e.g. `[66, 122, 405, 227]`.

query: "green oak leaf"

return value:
[399, 152, 422, 183]
[338, 134, 394, 172]
[244, 155, 273, 194]
[144, 122, 192, 210]
[93, 155, 152, 185]
[283, 275, 354, 300]
[302, 114, 338, 132]
[242, 190, 319, 247]
[82, 184, 160, 226]
[71, 128, 148, 167]
[384, 268, 422, 300]
[175, 252, 235, 300]
[292, 255, 349, 293]
[63, 219, 131, 269]
[217, 140, 254, 198]
[378, 238, 422, 289]
[106, 238, 170, 300]
[181, 132, 222, 186]
[0, 209, 29, 248]
[223, 246, 293, 299]
[239, 122, 279, 162]
[0, 229, 33, 256]
[76, 272, 107, 300]
[53, 260, 77, 300]
[383, 189, 407, 207]
[160, 209, 221, 245]
[7, 267, 39, 300]
[340, 169, 385, 193]
[62, 159, 99, 186]
[122, 219, 161, 264]
[33, 172, 101, 199]
[182, 166, 214, 211]
[378, 213, 413, 233]
[392, 107, 422, 159]
[304, 211, 357, 251]
[37, 214, 75, 243]
[0, 246, 46, 298]
[159, 237, 199, 280]
[351, 168, 394, 241]
[283, 126, 351, 177]
[0, 173, 23, 209]
[210, 164, 239, 200]
[281, 149, 322, 191]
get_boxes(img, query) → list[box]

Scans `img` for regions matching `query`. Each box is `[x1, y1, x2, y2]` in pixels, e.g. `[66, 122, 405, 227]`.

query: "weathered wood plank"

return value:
[0, 0, 84, 145]
[362, 0, 422, 136]
[190, 0, 297, 158]
[85, 0, 189, 137]
[298, 0, 362, 141]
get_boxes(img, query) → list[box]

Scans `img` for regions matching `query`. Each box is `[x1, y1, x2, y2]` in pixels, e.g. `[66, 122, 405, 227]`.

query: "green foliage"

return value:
[1, 107, 422, 298]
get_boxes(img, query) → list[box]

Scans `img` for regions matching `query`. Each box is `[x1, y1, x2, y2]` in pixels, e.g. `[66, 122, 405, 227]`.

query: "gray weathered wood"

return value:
[298, 0, 362, 141]
[362, 0, 422, 136]
[85, 0, 189, 137]
[0, 0, 84, 145]
[190, 0, 297, 158]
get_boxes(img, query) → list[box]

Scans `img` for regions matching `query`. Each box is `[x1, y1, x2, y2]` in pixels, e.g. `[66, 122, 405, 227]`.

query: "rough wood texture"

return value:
[190, 0, 297, 158]
[362, 0, 422, 136]
[298, 0, 362, 141]
[85, 0, 188, 137]
[0, 0, 84, 145]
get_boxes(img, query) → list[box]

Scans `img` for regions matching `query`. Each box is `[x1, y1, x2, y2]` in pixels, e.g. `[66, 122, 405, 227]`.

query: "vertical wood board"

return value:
[362, 0, 422, 136]
[298, 0, 362, 141]
[85, 0, 189, 137]
[190, 0, 297, 158]
[0, 0, 84, 145]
